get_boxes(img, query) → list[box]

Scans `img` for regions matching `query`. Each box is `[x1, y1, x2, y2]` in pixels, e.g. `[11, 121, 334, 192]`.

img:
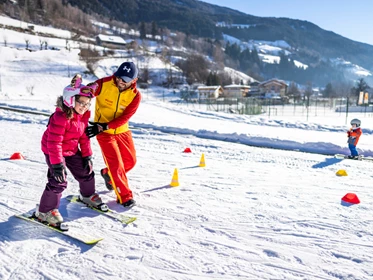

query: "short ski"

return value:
[66, 195, 137, 225]
[334, 154, 362, 160]
[334, 154, 373, 161]
[361, 155, 373, 161]
[15, 212, 103, 245]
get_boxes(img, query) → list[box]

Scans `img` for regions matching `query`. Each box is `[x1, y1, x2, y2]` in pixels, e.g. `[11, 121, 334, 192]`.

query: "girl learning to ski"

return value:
[36, 75, 108, 229]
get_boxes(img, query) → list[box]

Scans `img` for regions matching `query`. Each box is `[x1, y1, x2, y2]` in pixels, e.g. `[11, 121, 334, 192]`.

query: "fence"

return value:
[171, 96, 373, 123]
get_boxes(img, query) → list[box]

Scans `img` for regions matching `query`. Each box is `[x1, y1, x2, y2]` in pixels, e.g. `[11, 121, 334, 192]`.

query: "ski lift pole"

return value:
[0, 48, 2, 92]
[345, 96, 349, 125]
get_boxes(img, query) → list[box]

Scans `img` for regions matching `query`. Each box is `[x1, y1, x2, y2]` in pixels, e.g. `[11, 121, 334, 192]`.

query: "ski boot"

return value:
[117, 198, 136, 209]
[35, 206, 68, 231]
[101, 168, 113, 191]
[79, 193, 109, 212]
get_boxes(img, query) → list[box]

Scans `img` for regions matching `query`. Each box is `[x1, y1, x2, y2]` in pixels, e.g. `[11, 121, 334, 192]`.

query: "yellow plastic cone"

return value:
[199, 153, 206, 167]
[336, 169, 348, 176]
[170, 168, 179, 187]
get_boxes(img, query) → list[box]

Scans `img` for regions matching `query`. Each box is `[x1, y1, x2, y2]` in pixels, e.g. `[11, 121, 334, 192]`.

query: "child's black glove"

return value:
[51, 163, 67, 183]
[83, 156, 93, 174]
[85, 121, 109, 138]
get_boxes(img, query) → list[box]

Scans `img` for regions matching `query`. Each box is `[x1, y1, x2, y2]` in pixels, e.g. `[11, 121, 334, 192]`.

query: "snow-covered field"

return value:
[2, 108, 373, 279]
[1, 16, 373, 280]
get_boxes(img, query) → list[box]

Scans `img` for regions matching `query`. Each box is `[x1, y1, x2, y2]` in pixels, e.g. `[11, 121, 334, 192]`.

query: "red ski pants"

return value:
[97, 130, 136, 203]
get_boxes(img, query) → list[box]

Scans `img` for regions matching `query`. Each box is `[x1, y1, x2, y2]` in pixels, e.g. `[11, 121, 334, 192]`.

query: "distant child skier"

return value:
[36, 75, 108, 229]
[347, 118, 362, 159]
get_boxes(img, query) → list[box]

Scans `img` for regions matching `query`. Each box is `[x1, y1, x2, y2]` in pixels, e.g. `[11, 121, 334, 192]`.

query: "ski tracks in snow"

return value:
[1, 118, 373, 279]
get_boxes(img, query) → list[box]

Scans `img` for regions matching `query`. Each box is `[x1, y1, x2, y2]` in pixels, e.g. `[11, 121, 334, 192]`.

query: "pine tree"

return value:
[352, 78, 370, 105]
[139, 22, 146, 40]
[151, 21, 157, 39]
[287, 81, 300, 103]
[206, 72, 213, 86]
[323, 83, 334, 98]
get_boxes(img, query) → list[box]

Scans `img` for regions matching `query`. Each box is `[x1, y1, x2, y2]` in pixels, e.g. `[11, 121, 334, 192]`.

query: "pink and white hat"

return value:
[62, 75, 96, 108]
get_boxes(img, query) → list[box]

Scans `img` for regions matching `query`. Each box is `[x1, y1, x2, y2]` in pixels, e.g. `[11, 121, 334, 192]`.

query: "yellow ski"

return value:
[15, 212, 103, 245]
[66, 195, 137, 225]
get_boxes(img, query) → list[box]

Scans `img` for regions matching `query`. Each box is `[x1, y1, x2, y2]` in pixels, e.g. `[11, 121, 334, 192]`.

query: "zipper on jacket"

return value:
[113, 92, 121, 134]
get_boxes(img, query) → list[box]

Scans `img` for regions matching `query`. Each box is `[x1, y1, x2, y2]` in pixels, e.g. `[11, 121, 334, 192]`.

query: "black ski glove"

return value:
[85, 121, 109, 138]
[51, 163, 67, 183]
[83, 156, 93, 174]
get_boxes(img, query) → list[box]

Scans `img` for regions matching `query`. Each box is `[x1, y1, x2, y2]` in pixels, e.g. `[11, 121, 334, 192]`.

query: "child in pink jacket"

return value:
[36, 75, 108, 229]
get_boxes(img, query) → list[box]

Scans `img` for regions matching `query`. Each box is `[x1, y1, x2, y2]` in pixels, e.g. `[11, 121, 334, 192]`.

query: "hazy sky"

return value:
[200, 0, 373, 46]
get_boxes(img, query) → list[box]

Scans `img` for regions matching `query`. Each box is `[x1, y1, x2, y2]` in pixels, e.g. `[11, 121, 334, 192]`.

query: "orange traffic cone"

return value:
[10, 152, 25, 160]
[341, 193, 360, 204]
[170, 168, 179, 187]
[199, 153, 205, 167]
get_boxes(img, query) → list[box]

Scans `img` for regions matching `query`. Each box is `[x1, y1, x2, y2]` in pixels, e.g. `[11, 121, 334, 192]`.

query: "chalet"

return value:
[248, 81, 260, 97]
[197, 86, 223, 99]
[223, 84, 250, 98]
[96, 34, 128, 48]
[258, 79, 288, 98]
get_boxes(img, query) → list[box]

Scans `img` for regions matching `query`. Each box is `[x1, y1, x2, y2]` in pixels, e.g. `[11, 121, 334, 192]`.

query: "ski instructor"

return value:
[85, 61, 141, 208]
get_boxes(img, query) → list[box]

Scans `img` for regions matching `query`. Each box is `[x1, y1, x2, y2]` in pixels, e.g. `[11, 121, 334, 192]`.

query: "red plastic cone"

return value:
[10, 152, 25, 160]
[183, 147, 192, 153]
[341, 193, 360, 204]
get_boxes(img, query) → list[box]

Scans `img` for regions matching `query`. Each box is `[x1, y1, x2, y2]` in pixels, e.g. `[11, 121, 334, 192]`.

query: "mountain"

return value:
[65, 0, 373, 73]
[2, 0, 373, 86]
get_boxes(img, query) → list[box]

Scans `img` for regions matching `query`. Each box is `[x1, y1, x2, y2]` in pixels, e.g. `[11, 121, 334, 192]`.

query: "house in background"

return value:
[223, 84, 250, 98]
[96, 34, 129, 48]
[248, 81, 260, 97]
[258, 79, 288, 98]
[197, 86, 223, 99]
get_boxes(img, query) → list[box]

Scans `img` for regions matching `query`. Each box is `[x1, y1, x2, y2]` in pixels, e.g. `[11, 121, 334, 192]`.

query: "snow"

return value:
[0, 15, 71, 39]
[1, 17, 373, 280]
[330, 58, 372, 77]
[223, 33, 373, 76]
[96, 34, 127, 45]
[224, 67, 257, 83]
[256, 40, 291, 49]
[222, 34, 242, 45]
[223, 34, 308, 70]
[257, 54, 308, 69]
[258, 44, 288, 55]
[259, 53, 280, 64]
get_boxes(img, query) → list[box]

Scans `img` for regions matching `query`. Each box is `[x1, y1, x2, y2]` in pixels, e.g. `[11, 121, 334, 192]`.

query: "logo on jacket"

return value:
[123, 66, 131, 73]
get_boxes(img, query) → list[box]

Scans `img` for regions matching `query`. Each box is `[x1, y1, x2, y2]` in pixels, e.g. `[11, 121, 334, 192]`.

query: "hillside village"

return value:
[88, 19, 373, 105]
[1, 7, 373, 114]
[0, 14, 289, 102]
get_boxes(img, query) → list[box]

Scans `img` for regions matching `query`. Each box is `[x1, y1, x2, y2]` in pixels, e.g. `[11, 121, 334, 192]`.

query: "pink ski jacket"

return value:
[41, 107, 92, 165]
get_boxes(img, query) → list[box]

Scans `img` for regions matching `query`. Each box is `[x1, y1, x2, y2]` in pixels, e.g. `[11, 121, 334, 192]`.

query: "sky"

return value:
[2, 16, 373, 280]
[201, 0, 373, 46]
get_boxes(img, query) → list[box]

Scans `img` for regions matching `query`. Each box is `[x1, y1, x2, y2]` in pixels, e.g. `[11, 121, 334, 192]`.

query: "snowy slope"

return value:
[222, 33, 371, 76]
[1, 16, 373, 280]
[1, 110, 373, 279]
